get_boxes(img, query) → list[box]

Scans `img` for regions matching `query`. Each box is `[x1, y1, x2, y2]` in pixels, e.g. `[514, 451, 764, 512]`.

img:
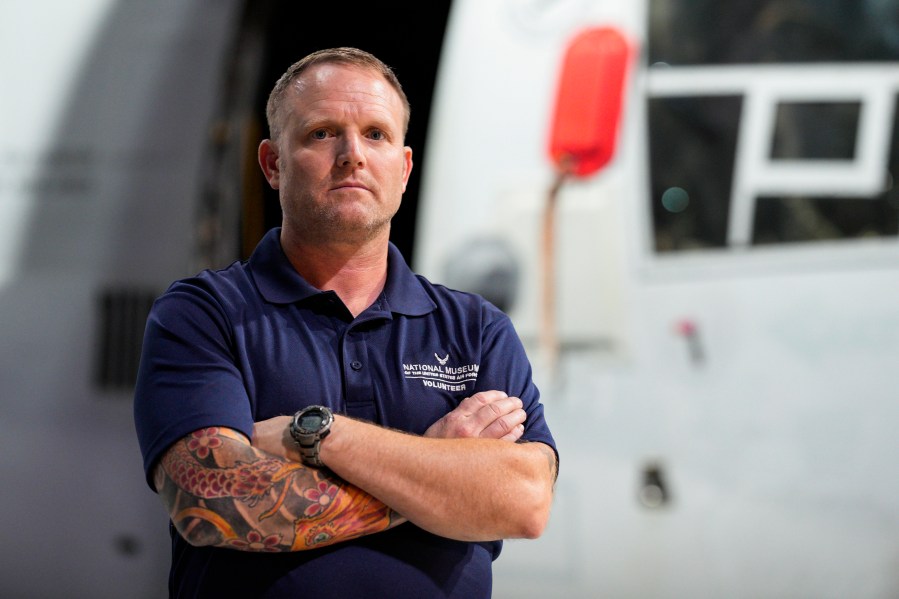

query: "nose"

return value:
[337, 133, 365, 168]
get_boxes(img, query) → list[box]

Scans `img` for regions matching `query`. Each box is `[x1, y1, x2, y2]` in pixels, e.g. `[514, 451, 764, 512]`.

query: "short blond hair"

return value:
[265, 47, 411, 141]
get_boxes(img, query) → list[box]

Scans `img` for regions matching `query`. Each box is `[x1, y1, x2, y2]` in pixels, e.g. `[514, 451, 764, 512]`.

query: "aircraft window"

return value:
[753, 193, 899, 245]
[647, 1, 899, 251]
[648, 0, 899, 66]
[771, 102, 859, 160]
[648, 96, 742, 251]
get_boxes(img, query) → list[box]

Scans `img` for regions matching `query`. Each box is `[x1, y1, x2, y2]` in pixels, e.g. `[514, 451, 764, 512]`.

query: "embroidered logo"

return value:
[403, 351, 479, 392]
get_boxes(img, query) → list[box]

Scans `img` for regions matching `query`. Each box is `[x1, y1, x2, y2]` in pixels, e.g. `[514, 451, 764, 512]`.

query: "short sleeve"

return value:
[474, 309, 558, 464]
[133, 280, 255, 489]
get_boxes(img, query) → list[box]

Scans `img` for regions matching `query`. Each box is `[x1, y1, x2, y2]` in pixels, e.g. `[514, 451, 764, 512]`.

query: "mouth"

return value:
[331, 181, 371, 192]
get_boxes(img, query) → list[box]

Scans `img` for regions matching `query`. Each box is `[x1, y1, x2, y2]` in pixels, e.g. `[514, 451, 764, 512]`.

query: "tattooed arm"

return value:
[153, 426, 401, 551]
[254, 391, 556, 543]
[154, 391, 529, 552]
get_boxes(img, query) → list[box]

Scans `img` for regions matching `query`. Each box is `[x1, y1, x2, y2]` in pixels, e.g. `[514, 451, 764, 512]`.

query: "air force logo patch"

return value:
[403, 351, 479, 392]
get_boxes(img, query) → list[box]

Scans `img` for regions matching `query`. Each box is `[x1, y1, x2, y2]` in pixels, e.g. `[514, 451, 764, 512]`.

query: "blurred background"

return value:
[1, 0, 898, 597]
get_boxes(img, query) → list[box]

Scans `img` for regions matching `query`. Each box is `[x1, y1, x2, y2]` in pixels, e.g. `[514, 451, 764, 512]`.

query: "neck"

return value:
[280, 227, 390, 317]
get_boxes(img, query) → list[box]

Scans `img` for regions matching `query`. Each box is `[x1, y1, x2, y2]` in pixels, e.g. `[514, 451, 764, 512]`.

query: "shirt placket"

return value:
[341, 322, 375, 421]
[340, 300, 393, 422]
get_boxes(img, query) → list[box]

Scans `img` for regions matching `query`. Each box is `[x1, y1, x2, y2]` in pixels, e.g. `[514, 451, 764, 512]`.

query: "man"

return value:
[134, 47, 557, 598]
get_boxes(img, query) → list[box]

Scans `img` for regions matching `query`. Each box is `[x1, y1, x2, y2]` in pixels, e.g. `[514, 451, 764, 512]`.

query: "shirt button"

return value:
[350, 360, 363, 371]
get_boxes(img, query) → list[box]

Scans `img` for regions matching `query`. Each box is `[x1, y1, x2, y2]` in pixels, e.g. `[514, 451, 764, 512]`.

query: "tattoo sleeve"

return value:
[154, 427, 405, 551]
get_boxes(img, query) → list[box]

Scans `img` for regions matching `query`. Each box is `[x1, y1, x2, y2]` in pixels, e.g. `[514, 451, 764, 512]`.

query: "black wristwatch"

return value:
[289, 405, 334, 467]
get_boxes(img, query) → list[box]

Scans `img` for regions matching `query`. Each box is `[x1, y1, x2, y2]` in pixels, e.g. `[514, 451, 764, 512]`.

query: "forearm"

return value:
[154, 427, 404, 551]
[320, 416, 556, 542]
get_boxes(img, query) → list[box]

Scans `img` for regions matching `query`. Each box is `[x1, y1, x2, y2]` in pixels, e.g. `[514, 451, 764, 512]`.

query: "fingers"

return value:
[476, 400, 526, 441]
[465, 392, 522, 431]
[457, 391, 528, 439]
[456, 390, 509, 415]
[423, 390, 528, 441]
[499, 423, 525, 442]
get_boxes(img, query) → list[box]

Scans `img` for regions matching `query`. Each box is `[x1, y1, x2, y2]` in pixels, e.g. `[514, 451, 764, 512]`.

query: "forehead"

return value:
[286, 63, 404, 128]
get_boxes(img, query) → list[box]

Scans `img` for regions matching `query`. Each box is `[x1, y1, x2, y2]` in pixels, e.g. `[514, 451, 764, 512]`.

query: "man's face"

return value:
[262, 63, 413, 245]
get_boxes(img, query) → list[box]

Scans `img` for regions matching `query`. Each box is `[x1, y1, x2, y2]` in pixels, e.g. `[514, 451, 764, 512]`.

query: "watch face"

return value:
[298, 413, 324, 431]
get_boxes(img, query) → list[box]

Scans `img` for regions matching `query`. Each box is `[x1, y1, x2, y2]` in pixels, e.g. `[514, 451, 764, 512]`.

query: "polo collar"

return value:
[382, 238, 436, 316]
[248, 228, 435, 316]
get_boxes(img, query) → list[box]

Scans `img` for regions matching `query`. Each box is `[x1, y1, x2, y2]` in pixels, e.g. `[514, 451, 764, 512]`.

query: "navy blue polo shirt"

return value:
[134, 228, 556, 598]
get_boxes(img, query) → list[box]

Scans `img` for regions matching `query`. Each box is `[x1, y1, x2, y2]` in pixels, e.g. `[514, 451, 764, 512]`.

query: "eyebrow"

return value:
[298, 113, 400, 136]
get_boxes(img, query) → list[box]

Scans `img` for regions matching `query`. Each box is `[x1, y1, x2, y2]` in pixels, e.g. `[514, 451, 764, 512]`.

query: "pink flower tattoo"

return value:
[228, 529, 281, 552]
[186, 428, 223, 459]
[303, 481, 338, 517]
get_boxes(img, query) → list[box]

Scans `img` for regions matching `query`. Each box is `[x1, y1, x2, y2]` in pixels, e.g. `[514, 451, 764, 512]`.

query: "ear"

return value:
[401, 146, 413, 193]
[258, 139, 281, 189]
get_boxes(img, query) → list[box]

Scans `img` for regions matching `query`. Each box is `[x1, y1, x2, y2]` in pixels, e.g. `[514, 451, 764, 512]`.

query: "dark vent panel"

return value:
[95, 288, 157, 390]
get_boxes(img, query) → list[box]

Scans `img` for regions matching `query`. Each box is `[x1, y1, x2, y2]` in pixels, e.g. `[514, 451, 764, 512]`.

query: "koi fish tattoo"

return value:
[156, 427, 401, 551]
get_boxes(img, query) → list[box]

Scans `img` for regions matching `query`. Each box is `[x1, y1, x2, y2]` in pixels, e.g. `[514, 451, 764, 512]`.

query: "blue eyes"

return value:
[309, 130, 385, 140]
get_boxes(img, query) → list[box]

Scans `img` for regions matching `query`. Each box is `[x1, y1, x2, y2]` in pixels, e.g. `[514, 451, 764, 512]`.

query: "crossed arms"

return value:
[152, 391, 557, 552]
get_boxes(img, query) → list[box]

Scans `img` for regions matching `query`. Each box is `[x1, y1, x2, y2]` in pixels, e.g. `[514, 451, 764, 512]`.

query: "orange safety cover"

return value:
[548, 26, 633, 177]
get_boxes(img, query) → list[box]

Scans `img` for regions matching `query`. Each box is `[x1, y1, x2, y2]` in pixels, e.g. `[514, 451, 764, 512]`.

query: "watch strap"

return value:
[296, 437, 327, 468]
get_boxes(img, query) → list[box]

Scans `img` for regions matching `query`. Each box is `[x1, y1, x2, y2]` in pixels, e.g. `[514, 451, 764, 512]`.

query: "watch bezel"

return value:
[290, 405, 334, 438]
[289, 405, 334, 468]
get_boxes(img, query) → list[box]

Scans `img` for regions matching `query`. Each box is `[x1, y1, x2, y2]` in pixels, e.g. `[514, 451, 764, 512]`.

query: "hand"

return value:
[252, 415, 295, 461]
[424, 390, 525, 442]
